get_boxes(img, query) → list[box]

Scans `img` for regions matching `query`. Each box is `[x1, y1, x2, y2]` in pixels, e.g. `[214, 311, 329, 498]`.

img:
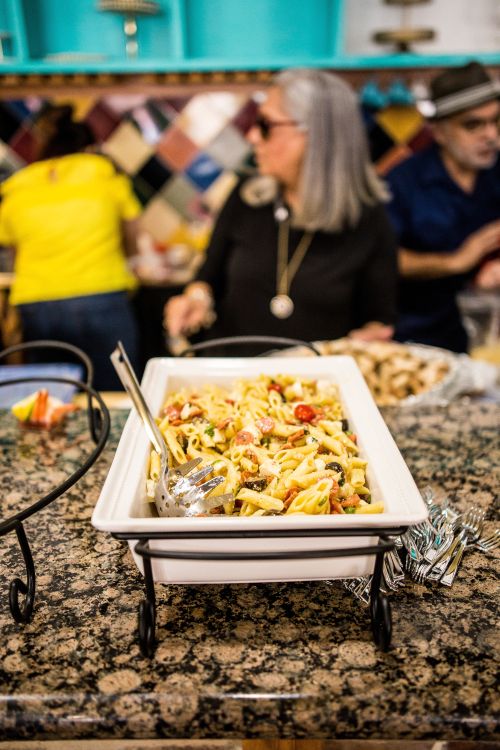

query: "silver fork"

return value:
[439, 509, 485, 587]
[474, 529, 500, 553]
[111, 342, 232, 517]
[413, 508, 478, 582]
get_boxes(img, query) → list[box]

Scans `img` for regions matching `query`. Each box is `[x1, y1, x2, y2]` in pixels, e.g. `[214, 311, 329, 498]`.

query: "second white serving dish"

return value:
[92, 356, 427, 584]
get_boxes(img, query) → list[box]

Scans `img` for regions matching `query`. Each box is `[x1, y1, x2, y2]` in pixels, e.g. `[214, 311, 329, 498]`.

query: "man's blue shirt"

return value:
[385, 143, 500, 351]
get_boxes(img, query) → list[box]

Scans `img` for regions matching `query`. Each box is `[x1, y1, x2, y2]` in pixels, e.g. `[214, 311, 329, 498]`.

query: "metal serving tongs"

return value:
[110, 342, 232, 517]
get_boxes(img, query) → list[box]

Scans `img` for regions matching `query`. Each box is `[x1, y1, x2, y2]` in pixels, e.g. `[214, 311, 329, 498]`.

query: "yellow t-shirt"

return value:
[0, 153, 141, 304]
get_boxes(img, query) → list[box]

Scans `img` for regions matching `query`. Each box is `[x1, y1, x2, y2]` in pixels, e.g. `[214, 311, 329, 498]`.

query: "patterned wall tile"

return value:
[176, 92, 248, 147]
[84, 101, 121, 142]
[368, 122, 396, 162]
[202, 170, 239, 214]
[9, 126, 37, 163]
[375, 143, 412, 176]
[5, 99, 41, 122]
[132, 173, 156, 206]
[101, 120, 153, 174]
[50, 95, 96, 121]
[139, 195, 183, 243]
[0, 102, 23, 142]
[0, 141, 26, 182]
[135, 154, 172, 193]
[232, 97, 259, 135]
[161, 175, 199, 220]
[408, 124, 435, 152]
[162, 96, 190, 114]
[128, 101, 173, 145]
[156, 125, 199, 171]
[375, 105, 424, 144]
[105, 94, 147, 114]
[184, 152, 223, 192]
[206, 124, 251, 170]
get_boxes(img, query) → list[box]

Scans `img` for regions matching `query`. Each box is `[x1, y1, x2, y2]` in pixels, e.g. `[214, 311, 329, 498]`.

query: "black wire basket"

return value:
[0, 340, 110, 624]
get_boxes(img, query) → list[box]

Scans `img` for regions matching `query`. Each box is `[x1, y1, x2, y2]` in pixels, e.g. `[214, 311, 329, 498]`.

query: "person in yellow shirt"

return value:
[0, 104, 141, 390]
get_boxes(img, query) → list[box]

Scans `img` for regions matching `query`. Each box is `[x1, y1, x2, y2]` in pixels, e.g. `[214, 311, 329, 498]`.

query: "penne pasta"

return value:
[148, 374, 381, 516]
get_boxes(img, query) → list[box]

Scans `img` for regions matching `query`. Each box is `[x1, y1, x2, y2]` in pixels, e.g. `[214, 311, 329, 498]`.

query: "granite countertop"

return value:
[0, 402, 498, 742]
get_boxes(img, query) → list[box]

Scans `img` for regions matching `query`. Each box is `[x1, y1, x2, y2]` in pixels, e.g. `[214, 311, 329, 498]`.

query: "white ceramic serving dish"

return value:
[92, 356, 427, 584]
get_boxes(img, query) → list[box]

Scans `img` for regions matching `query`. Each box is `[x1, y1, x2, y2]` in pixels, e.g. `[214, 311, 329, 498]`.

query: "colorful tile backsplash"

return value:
[0, 84, 428, 253]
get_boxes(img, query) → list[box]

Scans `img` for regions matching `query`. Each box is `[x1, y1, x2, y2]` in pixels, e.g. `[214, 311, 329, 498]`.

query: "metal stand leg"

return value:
[129, 532, 399, 656]
[9, 522, 36, 623]
[138, 545, 157, 657]
[370, 546, 392, 651]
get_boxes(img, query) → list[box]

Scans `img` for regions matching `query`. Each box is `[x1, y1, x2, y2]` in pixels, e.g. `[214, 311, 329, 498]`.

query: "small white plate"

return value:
[92, 356, 427, 583]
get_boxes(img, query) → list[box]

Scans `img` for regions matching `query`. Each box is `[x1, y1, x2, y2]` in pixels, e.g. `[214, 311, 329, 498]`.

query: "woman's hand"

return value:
[348, 321, 394, 342]
[164, 283, 215, 337]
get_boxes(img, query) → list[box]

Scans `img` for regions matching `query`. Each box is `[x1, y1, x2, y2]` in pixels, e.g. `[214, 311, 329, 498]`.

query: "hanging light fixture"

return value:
[98, 0, 160, 59]
[372, 0, 435, 54]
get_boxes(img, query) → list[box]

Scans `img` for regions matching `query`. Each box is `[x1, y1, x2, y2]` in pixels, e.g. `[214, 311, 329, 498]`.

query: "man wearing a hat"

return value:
[386, 61, 500, 352]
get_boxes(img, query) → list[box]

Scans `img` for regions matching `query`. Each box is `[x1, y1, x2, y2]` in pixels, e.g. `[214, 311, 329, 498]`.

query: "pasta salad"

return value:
[148, 374, 383, 516]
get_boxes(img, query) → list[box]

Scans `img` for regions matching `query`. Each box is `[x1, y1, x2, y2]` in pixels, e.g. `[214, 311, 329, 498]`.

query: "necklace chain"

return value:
[276, 221, 315, 297]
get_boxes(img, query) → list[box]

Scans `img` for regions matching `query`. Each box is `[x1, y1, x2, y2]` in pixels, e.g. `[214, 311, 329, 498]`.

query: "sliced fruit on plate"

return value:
[11, 389, 77, 427]
[11, 391, 38, 422]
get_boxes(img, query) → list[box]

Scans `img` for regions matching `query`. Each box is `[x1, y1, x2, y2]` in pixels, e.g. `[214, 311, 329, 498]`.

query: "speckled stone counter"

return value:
[0, 402, 498, 742]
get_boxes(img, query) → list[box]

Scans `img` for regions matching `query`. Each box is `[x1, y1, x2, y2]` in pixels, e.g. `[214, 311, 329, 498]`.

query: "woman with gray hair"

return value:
[165, 68, 397, 351]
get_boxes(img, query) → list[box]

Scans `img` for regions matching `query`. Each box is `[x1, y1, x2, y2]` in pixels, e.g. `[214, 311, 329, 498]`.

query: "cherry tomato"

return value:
[294, 403, 316, 423]
[267, 383, 283, 393]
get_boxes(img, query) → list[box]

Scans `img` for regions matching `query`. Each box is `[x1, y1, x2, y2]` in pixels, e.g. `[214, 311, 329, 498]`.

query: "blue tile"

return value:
[184, 152, 223, 192]
[5, 100, 35, 123]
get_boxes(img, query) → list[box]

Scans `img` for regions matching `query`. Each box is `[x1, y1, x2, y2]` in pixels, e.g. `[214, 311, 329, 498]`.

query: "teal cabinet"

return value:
[23, 0, 118, 61]
[0, 0, 499, 74]
[0, 0, 29, 61]
[2, 0, 185, 68]
[0, 0, 344, 73]
[183, 0, 341, 66]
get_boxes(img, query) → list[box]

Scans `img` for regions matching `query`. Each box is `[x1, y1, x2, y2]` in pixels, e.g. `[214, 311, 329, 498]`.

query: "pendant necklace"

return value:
[269, 220, 315, 319]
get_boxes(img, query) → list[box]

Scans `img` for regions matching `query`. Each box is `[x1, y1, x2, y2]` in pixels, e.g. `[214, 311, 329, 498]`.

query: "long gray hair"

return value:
[274, 68, 389, 232]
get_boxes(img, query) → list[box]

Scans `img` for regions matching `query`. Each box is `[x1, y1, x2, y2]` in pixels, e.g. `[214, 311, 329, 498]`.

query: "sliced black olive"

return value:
[325, 461, 345, 486]
[341, 418, 349, 432]
[243, 478, 267, 492]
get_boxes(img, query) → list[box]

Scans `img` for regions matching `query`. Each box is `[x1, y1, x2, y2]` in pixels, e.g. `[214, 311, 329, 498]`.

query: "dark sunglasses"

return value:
[254, 114, 300, 140]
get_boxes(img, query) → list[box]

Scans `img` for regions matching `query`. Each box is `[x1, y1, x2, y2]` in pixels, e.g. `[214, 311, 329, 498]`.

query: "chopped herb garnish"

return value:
[204, 423, 215, 437]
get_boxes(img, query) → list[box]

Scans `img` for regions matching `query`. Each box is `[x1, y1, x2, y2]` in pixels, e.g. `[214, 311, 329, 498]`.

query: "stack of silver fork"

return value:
[342, 487, 499, 603]
[341, 548, 406, 605]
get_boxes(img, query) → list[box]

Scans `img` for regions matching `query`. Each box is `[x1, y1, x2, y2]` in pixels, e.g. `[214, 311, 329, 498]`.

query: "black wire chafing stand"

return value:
[113, 336, 408, 657]
[0, 340, 110, 624]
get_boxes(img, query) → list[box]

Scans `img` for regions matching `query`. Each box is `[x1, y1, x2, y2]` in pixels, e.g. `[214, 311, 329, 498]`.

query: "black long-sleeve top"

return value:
[197, 180, 397, 346]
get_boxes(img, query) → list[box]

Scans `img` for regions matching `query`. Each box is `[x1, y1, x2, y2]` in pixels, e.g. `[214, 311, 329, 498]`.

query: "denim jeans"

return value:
[17, 291, 139, 391]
